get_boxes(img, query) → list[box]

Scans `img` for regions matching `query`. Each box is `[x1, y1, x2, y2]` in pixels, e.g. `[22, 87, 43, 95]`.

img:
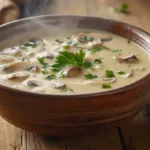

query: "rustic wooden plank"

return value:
[3, 119, 26, 150]
[45, 0, 88, 15]
[46, 0, 150, 33]
[0, 117, 7, 150]
[86, 0, 150, 33]
[121, 110, 150, 150]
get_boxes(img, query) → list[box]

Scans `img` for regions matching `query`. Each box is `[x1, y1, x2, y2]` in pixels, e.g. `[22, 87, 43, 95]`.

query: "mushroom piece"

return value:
[64, 67, 82, 77]
[45, 53, 55, 59]
[4, 72, 29, 80]
[100, 37, 112, 42]
[28, 38, 44, 46]
[116, 53, 138, 63]
[0, 47, 21, 56]
[123, 72, 133, 78]
[25, 65, 39, 72]
[24, 38, 44, 52]
[76, 33, 87, 43]
[26, 80, 42, 87]
[2, 62, 38, 73]
[87, 77, 116, 84]
[49, 82, 66, 89]
[89, 39, 103, 48]
[0, 55, 15, 62]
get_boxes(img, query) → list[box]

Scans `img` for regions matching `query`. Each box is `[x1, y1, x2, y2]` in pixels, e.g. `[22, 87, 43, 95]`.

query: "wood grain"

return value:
[0, 0, 150, 149]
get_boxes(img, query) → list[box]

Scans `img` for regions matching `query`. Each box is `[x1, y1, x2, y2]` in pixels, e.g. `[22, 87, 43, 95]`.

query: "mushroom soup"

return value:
[0, 30, 149, 94]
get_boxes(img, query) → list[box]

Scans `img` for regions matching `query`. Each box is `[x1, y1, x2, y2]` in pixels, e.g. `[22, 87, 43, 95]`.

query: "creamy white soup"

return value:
[0, 30, 149, 95]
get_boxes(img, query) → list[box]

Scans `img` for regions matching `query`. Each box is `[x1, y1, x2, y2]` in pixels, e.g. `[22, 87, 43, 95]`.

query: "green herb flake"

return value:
[24, 42, 37, 48]
[119, 3, 129, 13]
[62, 45, 70, 49]
[105, 70, 115, 78]
[19, 46, 27, 50]
[55, 39, 63, 44]
[112, 49, 121, 53]
[117, 71, 126, 75]
[45, 74, 59, 80]
[86, 36, 94, 42]
[114, 3, 129, 13]
[42, 68, 50, 74]
[102, 84, 111, 89]
[88, 47, 101, 53]
[66, 41, 73, 45]
[83, 61, 93, 68]
[84, 73, 98, 80]
[93, 58, 103, 64]
[127, 39, 131, 44]
[37, 57, 46, 65]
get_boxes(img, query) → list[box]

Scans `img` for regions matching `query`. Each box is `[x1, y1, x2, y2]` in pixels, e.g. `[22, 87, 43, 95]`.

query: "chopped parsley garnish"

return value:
[86, 36, 94, 42]
[24, 42, 37, 48]
[19, 46, 27, 50]
[37, 57, 47, 66]
[102, 84, 111, 88]
[45, 71, 65, 80]
[117, 71, 126, 75]
[41, 68, 50, 74]
[88, 46, 110, 53]
[84, 73, 98, 80]
[50, 50, 92, 72]
[66, 41, 73, 45]
[114, 3, 129, 13]
[127, 39, 131, 44]
[62, 45, 70, 49]
[88, 47, 101, 53]
[83, 61, 93, 68]
[93, 58, 103, 64]
[55, 39, 63, 44]
[45, 74, 59, 80]
[112, 49, 121, 53]
[105, 70, 115, 78]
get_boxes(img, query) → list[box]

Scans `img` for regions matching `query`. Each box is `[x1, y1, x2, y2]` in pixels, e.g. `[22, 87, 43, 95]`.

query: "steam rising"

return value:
[21, 0, 82, 37]
[23, 0, 50, 17]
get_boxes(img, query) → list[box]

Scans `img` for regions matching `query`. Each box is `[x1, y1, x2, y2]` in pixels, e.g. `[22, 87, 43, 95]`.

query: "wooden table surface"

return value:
[0, 0, 150, 150]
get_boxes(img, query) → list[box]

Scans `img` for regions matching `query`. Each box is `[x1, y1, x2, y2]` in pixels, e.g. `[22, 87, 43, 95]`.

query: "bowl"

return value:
[0, 15, 150, 136]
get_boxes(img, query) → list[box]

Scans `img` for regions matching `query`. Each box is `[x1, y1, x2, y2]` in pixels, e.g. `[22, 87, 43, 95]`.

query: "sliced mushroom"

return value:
[28, 38, 44, 46]
[25, 65, 39, 72]
[45, 53, 55, 59]
[116, 53, 138, 63]
[123, 72, 133, 78]
[76, 33, 87, 43]
[24, 38, 44, 52]
[49, 82, 66, 89]
[4, 72, 29, 80]
[89, 39, 103, 48]
[0, 47, 21, 56]
[87, 77, 116, 84]
[2, 62, 38, 73]
[26, 80, 42, 87]
[0, 55, 15, 62]
[100, 37, 112, 42]
[64, 67, 82, 77]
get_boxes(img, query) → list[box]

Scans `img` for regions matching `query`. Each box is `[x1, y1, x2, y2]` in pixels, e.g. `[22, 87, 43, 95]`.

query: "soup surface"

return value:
[0, 29, 149, 95]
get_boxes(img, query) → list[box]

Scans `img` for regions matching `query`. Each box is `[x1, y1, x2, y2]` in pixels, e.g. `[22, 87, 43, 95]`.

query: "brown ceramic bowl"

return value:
[0, 15, 150, 136]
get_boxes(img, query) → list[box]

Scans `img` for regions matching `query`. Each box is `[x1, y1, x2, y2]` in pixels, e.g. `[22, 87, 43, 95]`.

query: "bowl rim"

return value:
[0, 14, 150, 98]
